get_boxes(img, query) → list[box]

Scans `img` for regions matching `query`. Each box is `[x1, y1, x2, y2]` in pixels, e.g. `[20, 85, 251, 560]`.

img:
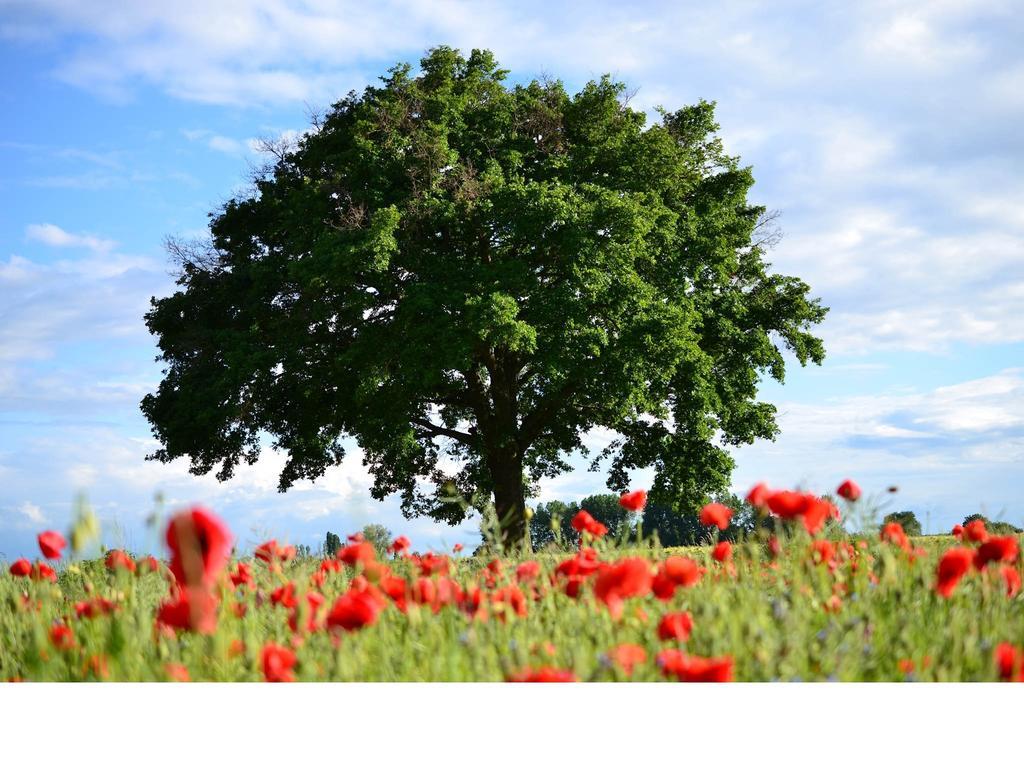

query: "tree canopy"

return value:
[142, 46, 826, 549]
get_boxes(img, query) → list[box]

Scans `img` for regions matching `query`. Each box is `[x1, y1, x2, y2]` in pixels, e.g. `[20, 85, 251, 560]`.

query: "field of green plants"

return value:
[3, 483, 1023, 682]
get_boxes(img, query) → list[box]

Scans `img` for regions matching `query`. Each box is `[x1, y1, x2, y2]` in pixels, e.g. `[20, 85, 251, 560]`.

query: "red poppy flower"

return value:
[995, 643, 1024, 682]
[765, 490, 807, 519]
[37, 530, 67, 560]
[165, 663, 191, 682]
[1001, 566, 1021, 598]
[936, 547, 974, 598]
[166, 506, 232, 587]
[951, 524, 964, 539]
[836, 479, 861, 501]
[156, 587, 219, 634]
[593, 558, 653, 619]
[746, 482, 771, 508]
[491, 584, 528, 619]
[811, 539, 836, 566]
[657, 650, 733, 682]
[9, 558, 31, 577]
[388, 535, 411, 555]
[137, 555, 161, 574]
[712, 541, 732, 563]
[800, 498, 835, 536]
[570, 510, 608, 538]
[49, 624, 76, 650]
[31, 561, 57, 583]
[288, 591, 326, 633]
[651, 555, 702, 600]
[608, 644, 647, 676]
[271, 582, 298, 609]
[74, 597, 117, 619]
[657, 611, 694, 642]
[453, 543, 464, 553]
[974, 536, 1019, 569]
[699, 503, 733, 530]
[963, 519, 988, 543]
[336, 541, 377, 569]
[414, 552, 450, 576]
[261, 643, 297, 683]
[507, 667, 577, 683]
[880, 522, 910, 552]
[230, 561, 255, 589]
[619, 489, 648, 513]
[516, 560, 541, 583]
[554, 549, 602, 598]
[105, 549, 137, 573]
[326, 585, 385, 632]
[254, 540, 280, 563]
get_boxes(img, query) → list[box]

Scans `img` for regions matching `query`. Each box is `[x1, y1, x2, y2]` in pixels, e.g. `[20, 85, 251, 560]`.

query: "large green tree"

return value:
[142, 47, 826, 549]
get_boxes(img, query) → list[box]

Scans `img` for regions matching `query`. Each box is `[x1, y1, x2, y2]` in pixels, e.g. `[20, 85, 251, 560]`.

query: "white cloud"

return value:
[26, 223, 116, 253]
[19, 502, 46, 525]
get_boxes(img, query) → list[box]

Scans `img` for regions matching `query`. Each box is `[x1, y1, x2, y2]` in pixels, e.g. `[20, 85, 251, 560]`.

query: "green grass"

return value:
[2, 531, 1020, 682]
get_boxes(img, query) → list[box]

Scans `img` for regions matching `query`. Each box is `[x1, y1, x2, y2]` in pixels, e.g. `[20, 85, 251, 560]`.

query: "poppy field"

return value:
[3, 481, 1023, 683]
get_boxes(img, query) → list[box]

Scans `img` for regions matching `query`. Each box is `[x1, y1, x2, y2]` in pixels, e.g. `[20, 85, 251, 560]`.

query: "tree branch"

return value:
[410, 417, 475, 445]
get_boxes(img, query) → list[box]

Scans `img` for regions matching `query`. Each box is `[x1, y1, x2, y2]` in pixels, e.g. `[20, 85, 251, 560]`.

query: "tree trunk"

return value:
[489, 448, 529, 552]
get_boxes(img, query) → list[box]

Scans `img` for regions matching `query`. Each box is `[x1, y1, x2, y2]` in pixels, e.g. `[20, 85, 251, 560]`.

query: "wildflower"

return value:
[165, 663, 191, 682]
[414, 552, 450, 576]
[516, 560, 541, 583]
[156, 587, 219, 634]
[657, 611, 694, 642]
[261, 643, 297, 683]
[388, 535, 410, 555]
[880, 522, 911, 552]
[897, 659, 915, 675]
[1001, 566, 1021, 598]
[554, 549, 601, 598]
[326, 584, 385, 632]
[49, 624, 75, 651]
[745, 482, 771, 508]
[571, 510, 608, 538]
[657, 649, 733, 682]
[453, 543, 463, 554]
[105, 549, 137, 573]
[507, 667, 577, 682]
[166, 506, 232, 588]
[137, 555, 161, 574]
[229, 561, 255, 589]
[836, 479, 861, 502]
[652, 556, 701, 600]
[712, 541, 732, 563]
[491, 585, 528, 619]
[593, 558, 653, 619]
[74, 597, 117, 619]
[9, 558, 31, 577]
[699, 503, 732, 530]
[995, 643, 1024, 682]
[337, 541, 377, 568]
[30, 561, 57, 583]
[963, 519, 988, 543]
[936, 547, 974, 598]
[37, 530, 67, 560]
[951, 524, 964, 539]
[811, 539, 836, 566]
[85, 654, 110, 680]
[619, 489, 648, 513]
[608, 644, 647, 676]
[270, 582, 298, 609]
[974, 536, 1019, 569]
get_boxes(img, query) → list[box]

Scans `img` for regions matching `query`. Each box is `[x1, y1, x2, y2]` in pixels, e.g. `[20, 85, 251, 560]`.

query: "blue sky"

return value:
[1, 0, 1022, 559]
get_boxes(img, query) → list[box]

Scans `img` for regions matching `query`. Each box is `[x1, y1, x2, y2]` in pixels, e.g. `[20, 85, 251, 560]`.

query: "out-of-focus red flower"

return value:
[554, 548, 602, 598]
[9, 558, 31, 577]
[516, 560, 541, 583]
[746, 482, 771, 508]
[1001, 566, 1021, 598]
[619, 489, 648, 513]
[261, 643, 297, 683]
[608, 644, 647, 676]
[74, 597, 117, 619]
[593, 558, 653, 619]
[165, 663, 191, 682]
[712, 541, 732, 563]
[230, 561, 255, 589]
[951, 524, 964, 540]
[85, 654, 110, 680]
[387, 535, 410, 555]
[288, 591, 326, 633]
[166, 506, 232, 588]
[507, 667, 577, 682]
[657, 611, 694, 642]
[836, 479, 861, 501]
[897, 659, 915, 675]
[768, 535, 782, 560]
[880, 522, 911, 552]
[137, 555, 160, 574]
[254, 540, 279, 563]
[652, 556, 701, 600]
[452, 543, 463, 554]
[699, 503, 733, 530]
[963, 519, 988, 543]
[936, 547, 974, 598]
[336, 540, 377, 569]
[995, 643, 1024, 682]
[974, 536, 1019, 569]
[657, 650, 733, 682]
[271, 582, 298, 609]
[491, 584, 528, 619]
[37, 530, 67, 560]
[801, 498, 835, 536]
[811, 539, 836, 566]
[571, 510, 608, 538]
[326, 584, 385, 632]
[414, 552, 450, 577]
[31, 561, 57, 583]
[156, 587, 219, 634]
[49, 624, 75, 650]
[105, 549, 137, 573]
[763, 490, 834, 535]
